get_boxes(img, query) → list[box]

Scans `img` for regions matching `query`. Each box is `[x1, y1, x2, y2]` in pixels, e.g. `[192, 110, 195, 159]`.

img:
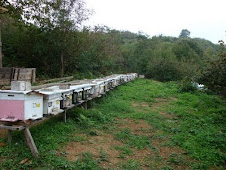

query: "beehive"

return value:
[36, 87, 62, 115]
[0, 90, 43, 121]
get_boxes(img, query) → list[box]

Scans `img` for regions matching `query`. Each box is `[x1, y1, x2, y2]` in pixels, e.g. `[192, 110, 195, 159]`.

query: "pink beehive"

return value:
[0, 90, 43, 122]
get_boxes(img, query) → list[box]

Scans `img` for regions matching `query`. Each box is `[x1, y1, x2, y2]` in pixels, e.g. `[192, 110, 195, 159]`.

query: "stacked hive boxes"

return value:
[0, 73, 137, 122]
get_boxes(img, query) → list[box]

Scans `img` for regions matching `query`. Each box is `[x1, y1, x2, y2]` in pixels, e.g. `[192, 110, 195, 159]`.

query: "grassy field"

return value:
[0, 79, 225, 169]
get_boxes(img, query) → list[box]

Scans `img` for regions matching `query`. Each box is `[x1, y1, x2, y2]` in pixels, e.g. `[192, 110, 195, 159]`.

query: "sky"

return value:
[83, 0, 226, 43]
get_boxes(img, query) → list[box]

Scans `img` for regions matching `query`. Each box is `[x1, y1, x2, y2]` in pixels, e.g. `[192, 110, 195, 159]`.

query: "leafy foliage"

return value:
[1, 2, 220, 85]
[198, 41, 226, 96]
[179, 29, 190, 38]
[178, 77, 198, 93]
[146, 57, 184, 82]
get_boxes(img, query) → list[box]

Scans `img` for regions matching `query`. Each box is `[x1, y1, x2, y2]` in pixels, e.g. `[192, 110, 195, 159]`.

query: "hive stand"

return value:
[0, 118, 48, 158]
[0, 98, 93, 158]
[0, 109, 66, 157]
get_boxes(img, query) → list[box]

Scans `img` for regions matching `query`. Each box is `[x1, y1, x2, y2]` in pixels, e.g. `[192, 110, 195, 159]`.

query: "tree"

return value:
[0, 6, 8, 67]
[45, 0, 91, 77]
[1, 0, 91, 76]
[198, 40, 226, 96]
[179, 29, 190, 38]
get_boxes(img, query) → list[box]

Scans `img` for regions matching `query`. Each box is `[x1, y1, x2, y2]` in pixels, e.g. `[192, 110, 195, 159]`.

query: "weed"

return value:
[118, 159, 141, 169]
[114, 145, 133, 159]
[74, 152, 100, 169]
[167, 153, 186, 165]
[98, 149, 109, 162]
[115, 129, 151, 149]
[70, 135, 87, 142]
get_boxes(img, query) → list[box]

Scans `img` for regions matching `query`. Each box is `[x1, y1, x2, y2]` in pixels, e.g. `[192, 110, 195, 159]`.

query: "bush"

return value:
[146, 57, 193, 82]
[178, 77, 198, 93]
[73, 72, 96, 80]
[198, 41, 226, 97]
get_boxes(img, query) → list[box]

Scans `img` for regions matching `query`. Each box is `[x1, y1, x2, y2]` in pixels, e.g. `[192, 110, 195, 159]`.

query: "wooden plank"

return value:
[0, 124, 25, 131]
[24, 128, 39, 158]
[18, 69, 32, 81]
[39, 76, 74, 84]
[31, 68, 36, 83]
[8, 130, 12, 143]
[63, 111, 67, 123]
[73, 102, 84, 107]
[87, 97, 93, 101]
[83, 102, 88, 110]
[64, 104, 75, 110]
[11, 68, 36, 83]
[12, 68, 19, 81]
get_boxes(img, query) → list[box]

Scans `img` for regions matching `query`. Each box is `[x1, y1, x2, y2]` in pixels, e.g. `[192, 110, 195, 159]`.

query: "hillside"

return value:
[1, 15, 219, 80]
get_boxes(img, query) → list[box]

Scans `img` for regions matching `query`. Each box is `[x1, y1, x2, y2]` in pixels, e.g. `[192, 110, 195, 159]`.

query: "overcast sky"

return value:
[83, 0, 226, 43]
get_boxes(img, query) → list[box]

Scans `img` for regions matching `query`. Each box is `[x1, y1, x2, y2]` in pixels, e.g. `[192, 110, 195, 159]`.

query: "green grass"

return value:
[115, 129, 151, 149]
[0, 79, 225, 169]
[117, 159, 141, 169]
[114, 145, 133, 159]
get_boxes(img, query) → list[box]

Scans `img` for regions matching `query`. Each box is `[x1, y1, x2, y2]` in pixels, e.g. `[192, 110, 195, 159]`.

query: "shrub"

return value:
[198, 41, 226, 97]
[146, 57, 193, 82]
[178, 77, 197, 93]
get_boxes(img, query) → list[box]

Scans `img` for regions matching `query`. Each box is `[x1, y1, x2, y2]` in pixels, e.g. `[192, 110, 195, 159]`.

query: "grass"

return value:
[115, 129, 151, 149]
[114, 145, 133, 159]
[0, 79, 225, 169]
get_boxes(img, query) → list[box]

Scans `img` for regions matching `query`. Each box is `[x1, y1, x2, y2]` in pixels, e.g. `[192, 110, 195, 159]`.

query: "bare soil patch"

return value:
[60, 132, 123, 166]
[60, 119, 156, 169]
[60, 116, 192, 169]
[131, 101, 151, 112]
[116, 118, 152, 135]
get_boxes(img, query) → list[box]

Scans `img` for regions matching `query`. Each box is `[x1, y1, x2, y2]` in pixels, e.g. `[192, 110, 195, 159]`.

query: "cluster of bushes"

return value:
[198, 41, 226, 96]
[2, 14, 218, 80]
[2, 0, 224, 96]
[146, 57, 190, 82]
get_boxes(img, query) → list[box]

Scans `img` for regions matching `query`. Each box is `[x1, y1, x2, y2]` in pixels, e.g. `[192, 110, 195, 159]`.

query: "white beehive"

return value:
[120, 75, 127, 83]
[71, 84, 94, 100]
[0, 90, 43, 121]
[92, 80, 105, 95]
[36, 87, 63, 115]
[70, 85, 84, 104]
[111, 78, 117, 87]
[42, 86, 74, 109]
[59, 88, 74, 109]
[105, 78, 114, 90]
[89, 81, 102, 98]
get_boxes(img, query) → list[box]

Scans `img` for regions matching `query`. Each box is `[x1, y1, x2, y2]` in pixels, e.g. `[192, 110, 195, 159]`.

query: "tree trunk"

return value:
[0, 19, 2, 68]
[60, 51, 64, 77]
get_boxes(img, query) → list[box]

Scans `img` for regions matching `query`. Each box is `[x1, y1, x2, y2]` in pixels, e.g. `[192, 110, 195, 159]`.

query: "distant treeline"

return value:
[1, 0, 225, 96]
[2, 18, 218, 79]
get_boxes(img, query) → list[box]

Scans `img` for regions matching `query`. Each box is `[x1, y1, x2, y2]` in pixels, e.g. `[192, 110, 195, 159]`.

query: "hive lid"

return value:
[0, 90, 33, 94]
[84, 87, 92, 90]
[74, 89, 83, 92]
[36, 85, 72, 95]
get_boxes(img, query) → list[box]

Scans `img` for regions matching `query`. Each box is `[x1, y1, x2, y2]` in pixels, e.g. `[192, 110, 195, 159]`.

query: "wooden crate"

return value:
[12, 68, 36, 83]
[0, 68, 13, 85]
[0, 68, 36, 85]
